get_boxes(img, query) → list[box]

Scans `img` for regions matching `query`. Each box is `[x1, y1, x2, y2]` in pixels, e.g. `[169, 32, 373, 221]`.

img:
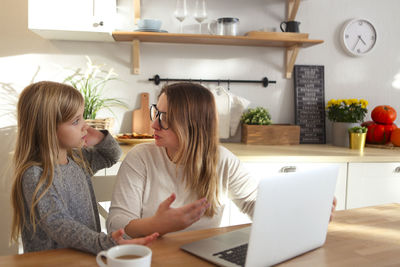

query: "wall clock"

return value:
[340, 18, 377, 56]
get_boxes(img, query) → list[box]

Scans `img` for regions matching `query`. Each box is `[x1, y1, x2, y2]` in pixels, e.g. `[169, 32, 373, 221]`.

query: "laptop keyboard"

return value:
[213, 243, 248, 267]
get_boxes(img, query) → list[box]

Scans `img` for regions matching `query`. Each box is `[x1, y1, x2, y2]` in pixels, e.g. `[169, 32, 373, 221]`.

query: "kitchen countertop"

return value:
[119, 142, 400, 163]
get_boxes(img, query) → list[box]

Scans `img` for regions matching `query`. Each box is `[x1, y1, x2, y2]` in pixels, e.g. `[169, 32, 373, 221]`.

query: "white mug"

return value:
[96, 244, 152, 267]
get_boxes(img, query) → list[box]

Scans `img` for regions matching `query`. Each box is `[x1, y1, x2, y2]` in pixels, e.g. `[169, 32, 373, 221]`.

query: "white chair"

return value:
[92, 175, 117, 221]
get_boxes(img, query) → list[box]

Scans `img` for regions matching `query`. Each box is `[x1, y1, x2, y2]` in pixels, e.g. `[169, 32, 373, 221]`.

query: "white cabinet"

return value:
[346, 162, 400, 209]
[227, 162, 347, 226]
[28, 0, 117, 41]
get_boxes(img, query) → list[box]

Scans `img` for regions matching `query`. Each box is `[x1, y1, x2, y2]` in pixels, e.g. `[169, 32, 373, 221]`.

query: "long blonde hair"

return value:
[160, 83, 220, 216]
[11, 81, 87, 243]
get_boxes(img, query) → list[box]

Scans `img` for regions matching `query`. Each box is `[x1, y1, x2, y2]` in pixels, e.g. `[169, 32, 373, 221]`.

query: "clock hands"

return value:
[353, 37, 361, 51]
[358, 35, 366, 45]
[353, 35, 366, 52]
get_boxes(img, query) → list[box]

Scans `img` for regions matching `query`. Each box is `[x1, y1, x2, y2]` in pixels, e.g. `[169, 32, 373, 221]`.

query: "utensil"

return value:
[132, 93, 153, 135]
[174, 0, 187, 33]
[194, 0, 207, 34]
[208, 17, 240, 36]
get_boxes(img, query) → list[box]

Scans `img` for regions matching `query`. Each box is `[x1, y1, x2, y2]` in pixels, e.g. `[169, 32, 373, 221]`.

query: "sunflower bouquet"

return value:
[326, 99, 368, 123]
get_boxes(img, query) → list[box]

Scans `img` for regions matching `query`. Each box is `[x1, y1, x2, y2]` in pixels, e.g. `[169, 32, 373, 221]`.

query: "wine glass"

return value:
[194, 0, 207, 34]
[174, 0, 187, 33]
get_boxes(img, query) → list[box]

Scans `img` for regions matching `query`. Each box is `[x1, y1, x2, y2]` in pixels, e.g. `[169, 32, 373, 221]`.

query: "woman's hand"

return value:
[112, 229, 159, 245]
[84, 127, 104, 147]
[152, 193, 210, 235]
[329, 196, 337, 222]
[124, 193, 210, 238]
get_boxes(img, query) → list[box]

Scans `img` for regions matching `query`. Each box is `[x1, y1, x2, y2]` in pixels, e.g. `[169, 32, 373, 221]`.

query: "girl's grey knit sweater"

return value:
[21, 131, 121, 254]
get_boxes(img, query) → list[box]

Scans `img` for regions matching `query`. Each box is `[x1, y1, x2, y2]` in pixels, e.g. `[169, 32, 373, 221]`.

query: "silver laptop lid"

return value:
[246, 165, 338, 267]
[181, 165, 339, 267]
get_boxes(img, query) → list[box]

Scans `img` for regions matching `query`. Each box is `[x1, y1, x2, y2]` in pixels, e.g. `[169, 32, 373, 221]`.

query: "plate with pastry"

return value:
[115, 133, 155, 145]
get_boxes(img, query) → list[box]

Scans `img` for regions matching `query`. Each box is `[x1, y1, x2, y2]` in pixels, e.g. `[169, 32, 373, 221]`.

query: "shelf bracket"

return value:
[286, 45, 299, 79]
[287, 0, 300, 21]
[134, 0, 141, 24]
[131, 39, 140, 74]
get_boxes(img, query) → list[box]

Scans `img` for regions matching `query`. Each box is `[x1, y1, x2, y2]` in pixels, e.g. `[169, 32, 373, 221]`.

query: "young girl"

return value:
[11, 81, 158, 254]
[106, 82, 259, 238]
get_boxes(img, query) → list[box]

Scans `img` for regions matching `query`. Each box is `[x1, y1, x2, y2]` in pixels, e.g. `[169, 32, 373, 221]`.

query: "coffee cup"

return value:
[137, 19, 162, 31]
[96, 244, 152, 267]
[280, 20, 300, 33]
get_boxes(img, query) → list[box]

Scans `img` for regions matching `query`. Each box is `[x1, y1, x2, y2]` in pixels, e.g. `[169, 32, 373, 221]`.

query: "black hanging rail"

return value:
[148, 74, 276, 88]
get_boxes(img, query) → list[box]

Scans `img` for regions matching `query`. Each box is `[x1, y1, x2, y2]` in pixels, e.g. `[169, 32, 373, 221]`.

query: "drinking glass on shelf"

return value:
[174, 0, 188, 33]
[194, 0, 207, 34]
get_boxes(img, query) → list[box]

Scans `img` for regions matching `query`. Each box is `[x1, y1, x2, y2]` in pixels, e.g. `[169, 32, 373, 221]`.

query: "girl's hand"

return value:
[84, 127, 104, 147]
[112, 229, 159, 245]
[153, 193, 210, 235]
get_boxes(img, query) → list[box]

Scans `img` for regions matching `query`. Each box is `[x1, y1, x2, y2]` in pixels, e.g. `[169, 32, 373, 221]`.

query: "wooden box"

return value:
[241, 124, 300, 145]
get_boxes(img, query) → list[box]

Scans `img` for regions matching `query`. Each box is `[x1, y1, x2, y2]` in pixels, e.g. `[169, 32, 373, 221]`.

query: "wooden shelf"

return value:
[112, 31, 323, 77]
[112, 31, 322, 48]
[124, 0, 320, 78]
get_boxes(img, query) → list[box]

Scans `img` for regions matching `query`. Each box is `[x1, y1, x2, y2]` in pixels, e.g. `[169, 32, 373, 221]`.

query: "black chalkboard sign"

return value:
[294, 65, 326, 144]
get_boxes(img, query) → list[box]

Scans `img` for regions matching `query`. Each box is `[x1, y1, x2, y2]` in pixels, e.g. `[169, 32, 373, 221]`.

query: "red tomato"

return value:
[371, 105, 397, 124]
[366, 123, 398, 144]
[391, 128, 400, 146]
[361, 121, 375, 127]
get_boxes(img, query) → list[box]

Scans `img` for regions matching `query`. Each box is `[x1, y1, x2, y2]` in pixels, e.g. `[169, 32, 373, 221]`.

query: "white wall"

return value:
[1, 0, 400, 255]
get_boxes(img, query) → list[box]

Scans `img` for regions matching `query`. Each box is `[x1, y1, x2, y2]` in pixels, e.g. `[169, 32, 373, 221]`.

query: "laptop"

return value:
[181, 165, 339, 267]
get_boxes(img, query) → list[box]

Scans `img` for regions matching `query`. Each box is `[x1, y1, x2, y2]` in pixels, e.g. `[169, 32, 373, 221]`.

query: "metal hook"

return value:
[227, 79, 230, 90]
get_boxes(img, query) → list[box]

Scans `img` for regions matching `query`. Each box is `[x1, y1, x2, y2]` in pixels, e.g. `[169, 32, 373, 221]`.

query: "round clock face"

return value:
[341, 19, 377, 56]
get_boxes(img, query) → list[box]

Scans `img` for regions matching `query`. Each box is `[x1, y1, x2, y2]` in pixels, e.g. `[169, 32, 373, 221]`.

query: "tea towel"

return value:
[210, 86, 250, 138]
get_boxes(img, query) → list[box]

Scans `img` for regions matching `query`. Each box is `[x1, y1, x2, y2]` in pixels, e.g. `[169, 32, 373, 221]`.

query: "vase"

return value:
[349, 132, 367, 151]
[331, 122, 359, 147]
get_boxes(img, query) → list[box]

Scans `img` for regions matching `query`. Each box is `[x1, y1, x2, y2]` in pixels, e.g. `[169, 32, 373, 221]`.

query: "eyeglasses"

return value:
[150, 104, 169, 130]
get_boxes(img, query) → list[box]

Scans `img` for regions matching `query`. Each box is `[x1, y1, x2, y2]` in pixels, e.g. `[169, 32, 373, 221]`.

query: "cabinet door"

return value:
[347, 162, 400, 209]
[227, 162, 347, 226]
[28, 0, 116, 41]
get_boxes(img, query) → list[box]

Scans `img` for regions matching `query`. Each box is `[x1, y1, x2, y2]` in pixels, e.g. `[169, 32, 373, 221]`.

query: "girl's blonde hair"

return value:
[160, 83, 220, 216]
[11, 81, 87, 242]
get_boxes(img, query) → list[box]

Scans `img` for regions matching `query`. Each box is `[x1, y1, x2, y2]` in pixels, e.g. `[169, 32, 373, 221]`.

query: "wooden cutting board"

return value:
[245, 31, 309, 39]
[132, 93, 153, 134]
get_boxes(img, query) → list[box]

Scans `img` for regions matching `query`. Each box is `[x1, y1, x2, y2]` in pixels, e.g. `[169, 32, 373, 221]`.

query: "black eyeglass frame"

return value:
[150, 104, 169, 130]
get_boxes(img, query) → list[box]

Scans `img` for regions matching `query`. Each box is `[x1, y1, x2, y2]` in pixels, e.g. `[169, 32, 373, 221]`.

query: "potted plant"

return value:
[64, 56, 128, 132]
[348, 126, 367, 151]
[326, 98, 368, 147]
[241, 107, 272, 126]
[240, 107, 300, 145]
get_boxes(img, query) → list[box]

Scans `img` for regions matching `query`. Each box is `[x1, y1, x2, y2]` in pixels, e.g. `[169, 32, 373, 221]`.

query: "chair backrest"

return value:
[92, 175, 117, 220]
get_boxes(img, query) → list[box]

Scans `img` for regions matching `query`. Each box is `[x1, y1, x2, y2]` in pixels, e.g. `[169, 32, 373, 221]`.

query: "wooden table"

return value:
[2, 204, 400, 267]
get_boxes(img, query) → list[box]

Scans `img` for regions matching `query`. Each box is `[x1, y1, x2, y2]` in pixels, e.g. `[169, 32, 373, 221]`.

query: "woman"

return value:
[107, 83, 258, 238]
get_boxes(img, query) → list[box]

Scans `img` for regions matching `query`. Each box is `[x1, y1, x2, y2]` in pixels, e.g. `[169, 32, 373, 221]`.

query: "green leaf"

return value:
[241, 107, 272, 125]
